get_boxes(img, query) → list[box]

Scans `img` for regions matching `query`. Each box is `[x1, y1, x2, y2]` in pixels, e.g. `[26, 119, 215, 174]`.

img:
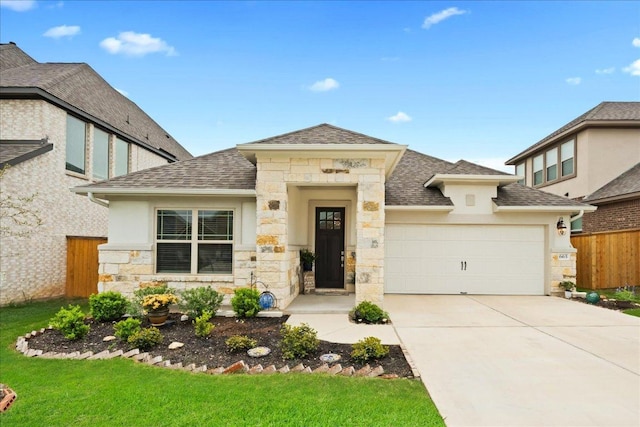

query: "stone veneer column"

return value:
[354, 159, 386, 305]
[254, 157, 290, 302]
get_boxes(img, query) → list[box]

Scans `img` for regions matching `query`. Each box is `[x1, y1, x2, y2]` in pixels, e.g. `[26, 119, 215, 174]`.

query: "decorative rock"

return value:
[183, 363, 197, 371]
[262, 365, 277, 374]
[381, 374, 399, 380]
[355, 364, 372, 377]
[148, 355, 164, 365]
[301, 366, 313, 374]
[247, 346, 271, 358]
[290, 363, 306, 372]
[248, 364, 264, 374]
[105, 350, 123, 359]
[123, 349, 140, 358]
[103, 336, 116, 342]
[207, 367, 225, 375]
[223, 360, 247, 374]
[319, 353, 341, 363]
[168, 342, 184, 350]
[339, 366, 355, 376]
[78, 351, 94, 360]
[313, 363, 329, 373]
[328, 364, 343, 375]
[278, 365, 290, 374]
[168, 362, 183, 370]
[180, 314, 189, 322]
[193, 365, 208, 372]
[88, 350, 110, 360]
[368, 366, 384, 377]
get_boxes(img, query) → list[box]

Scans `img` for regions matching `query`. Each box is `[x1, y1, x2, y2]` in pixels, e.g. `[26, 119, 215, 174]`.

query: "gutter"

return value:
[88, 192, 109, 208]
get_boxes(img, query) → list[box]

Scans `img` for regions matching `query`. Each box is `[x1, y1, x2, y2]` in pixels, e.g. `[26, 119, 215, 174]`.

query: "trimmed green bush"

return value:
[114, 317, 142, 342]
[194, 311, 215, 338]
[279, 323, 319, 359]
[351, 336, 389, 363]
[613, 289, 638, 302]
[179, 286, 224, 318]
[50, 305, 90, 341]
[350, 301, 389, 324]
[127, 327, 163, 350]
[225, 335, 257, 352]
[89, 291, 128, 322]
[231, 288, 261, 318]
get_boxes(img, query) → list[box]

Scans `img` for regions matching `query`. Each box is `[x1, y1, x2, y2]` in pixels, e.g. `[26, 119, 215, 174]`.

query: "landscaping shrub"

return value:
[179, 286, 224, 318]
[231, 288, 261, 318]
[89, 291, 128, 322]
[351, 336, 389, 363]
[114, 317, 142, 342]
[194, 310, 215, 338]
[127, 327, 163, 350]
[279, 323, 319, 359]
[225, 335, 257, 352]
[350, 301, 389, 324]
[50, 305, 90, 340]
[129, 285, 174, 317]
[613, 289, 638, 302]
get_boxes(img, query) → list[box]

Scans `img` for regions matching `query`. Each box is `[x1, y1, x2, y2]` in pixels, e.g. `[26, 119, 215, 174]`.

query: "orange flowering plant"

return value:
[142, 294, 178, 311]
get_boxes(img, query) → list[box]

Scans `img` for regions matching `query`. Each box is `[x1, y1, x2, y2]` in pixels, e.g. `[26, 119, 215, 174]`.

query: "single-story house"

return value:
[72, 124, 594, 309]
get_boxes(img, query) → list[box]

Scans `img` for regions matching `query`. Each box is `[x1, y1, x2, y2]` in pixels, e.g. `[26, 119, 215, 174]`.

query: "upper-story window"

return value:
[93, 128, 110, 181]
[515, 163, 525, 185]
[156, 209, 234, 274]
[114, 137, 130, 177]
[533, 154, 543, 186]
[66, 115, 86, 174]
[561, 139, 575, 177]
[532, 138, 576, 187]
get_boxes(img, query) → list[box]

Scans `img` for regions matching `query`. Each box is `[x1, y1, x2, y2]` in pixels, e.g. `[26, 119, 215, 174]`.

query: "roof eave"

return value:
[385, 205, 454, 212]
[584, 191, 640, 205]
[425, 174, 521, 188]
[492, 204, 597, 213]
[71, 187, 257, 198]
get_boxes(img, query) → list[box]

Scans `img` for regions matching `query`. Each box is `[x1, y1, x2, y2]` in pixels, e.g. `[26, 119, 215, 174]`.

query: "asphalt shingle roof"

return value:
[0, 140, 53, 167]
[77, 124, 590, 209]
[244, 123, 396, 145]
[583, 162, 640, 203]
[83, 147, 255, 190]
[508, 102, 640, 164]
[0, 43, 192, 161]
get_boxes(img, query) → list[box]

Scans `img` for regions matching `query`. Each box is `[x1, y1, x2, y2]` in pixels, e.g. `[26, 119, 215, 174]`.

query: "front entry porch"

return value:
[284, 293, 355, 314]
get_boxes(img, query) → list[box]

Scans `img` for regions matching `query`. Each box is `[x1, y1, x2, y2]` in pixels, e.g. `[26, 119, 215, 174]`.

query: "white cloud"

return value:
[623, 59, 640, 76]
[43, 25, 80, 39]
[386, 111, 412, 123]
[0, 0, 36, 11]
[115, 88, 129, 97]
[595, 67, 615, 75]
[565, 77, 582, 85]
[632, 37, 640, 48]
[309, 78, 339, 92]
[422, 7, 468, 29]
[100, 31, 177, 57]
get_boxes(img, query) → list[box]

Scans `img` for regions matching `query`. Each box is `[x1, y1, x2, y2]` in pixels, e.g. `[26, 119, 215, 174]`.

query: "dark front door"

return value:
[315, 207, 345, 288]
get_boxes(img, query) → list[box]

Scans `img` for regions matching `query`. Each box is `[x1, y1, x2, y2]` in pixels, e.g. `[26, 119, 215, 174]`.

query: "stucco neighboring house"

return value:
[506, 101, 640, 233]
[72, 124, 592, 309]
[0, 43, 192, 305]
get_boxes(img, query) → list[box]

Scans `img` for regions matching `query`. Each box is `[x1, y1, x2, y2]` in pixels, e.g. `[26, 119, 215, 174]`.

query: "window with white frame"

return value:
[66, 115, 86, 174]
[156, 209, 233, 274]
[114, 137, 130, 177]
[533, 154, 543, 186]
[561, 139, 575, 177]
[515, 163, 525, 185]
[546, 147, 558, 182]
[93, 128, 110, 180]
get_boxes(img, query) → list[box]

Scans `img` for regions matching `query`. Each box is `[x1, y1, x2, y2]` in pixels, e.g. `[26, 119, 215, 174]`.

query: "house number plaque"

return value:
[558, 254, 570, 260]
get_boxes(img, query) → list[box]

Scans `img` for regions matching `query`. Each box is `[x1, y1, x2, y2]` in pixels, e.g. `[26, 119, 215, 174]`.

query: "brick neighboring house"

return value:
[0, 43, 192, 305]
[506, 101, 640, 233]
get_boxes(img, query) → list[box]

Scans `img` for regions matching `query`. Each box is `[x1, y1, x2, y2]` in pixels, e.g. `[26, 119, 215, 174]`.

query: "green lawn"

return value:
[0, 300, 444, 426]
[622, 308, 640, 317]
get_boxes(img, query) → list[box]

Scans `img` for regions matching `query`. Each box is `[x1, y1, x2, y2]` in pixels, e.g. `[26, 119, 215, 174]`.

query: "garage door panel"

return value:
[385, 225, 545, 295]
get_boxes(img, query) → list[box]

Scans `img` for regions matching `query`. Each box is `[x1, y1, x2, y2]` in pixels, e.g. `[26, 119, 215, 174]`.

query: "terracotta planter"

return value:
[147, 307, 170, 326]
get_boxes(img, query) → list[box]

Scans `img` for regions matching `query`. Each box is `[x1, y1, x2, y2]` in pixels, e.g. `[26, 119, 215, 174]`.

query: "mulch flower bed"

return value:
[25, 314, 415, 378]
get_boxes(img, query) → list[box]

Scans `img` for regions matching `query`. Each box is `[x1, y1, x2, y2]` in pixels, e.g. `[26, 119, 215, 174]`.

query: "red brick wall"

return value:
[582, 198, 640, 233]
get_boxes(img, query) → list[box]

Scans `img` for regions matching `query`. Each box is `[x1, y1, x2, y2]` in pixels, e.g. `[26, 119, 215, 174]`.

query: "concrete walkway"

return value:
[385, 295, 640, 427]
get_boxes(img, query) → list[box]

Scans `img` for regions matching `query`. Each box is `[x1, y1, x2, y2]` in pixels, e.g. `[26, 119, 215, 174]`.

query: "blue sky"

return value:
[1, 1, 639, 171]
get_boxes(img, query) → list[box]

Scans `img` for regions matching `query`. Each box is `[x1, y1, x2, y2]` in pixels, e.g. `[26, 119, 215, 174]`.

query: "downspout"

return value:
[570, 210, 584, 224]
[88, 192, 109, 208]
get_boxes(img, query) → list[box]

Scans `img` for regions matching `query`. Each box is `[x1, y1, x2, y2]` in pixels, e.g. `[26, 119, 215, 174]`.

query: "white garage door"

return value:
[385, 225, 545, 295]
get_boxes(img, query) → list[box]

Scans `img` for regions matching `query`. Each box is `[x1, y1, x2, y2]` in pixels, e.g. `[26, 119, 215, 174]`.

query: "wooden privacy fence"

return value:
[66, 236, 107, 298]
[571, 229, 640, 290]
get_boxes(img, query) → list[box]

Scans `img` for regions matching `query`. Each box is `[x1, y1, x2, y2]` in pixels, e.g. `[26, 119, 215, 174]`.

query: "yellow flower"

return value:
[142, 294, 178, 310]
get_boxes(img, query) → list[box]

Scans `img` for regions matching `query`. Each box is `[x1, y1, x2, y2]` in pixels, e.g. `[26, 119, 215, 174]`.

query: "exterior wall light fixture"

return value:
[556, 217, 567, 236]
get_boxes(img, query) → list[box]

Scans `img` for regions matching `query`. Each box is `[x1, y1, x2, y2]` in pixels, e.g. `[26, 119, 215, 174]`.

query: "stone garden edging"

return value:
[15, 328, 410, 379]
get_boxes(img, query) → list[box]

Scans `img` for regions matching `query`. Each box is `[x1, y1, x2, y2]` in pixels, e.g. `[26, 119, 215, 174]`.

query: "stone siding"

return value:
[97, 248, 256, 303]
[0, 99, 172, 305]
[550, 250, 577, 295]
[255, 156, 385, 308]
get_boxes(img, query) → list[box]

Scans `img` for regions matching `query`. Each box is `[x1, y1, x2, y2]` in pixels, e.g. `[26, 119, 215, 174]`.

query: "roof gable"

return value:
[242, 123, 397, 145]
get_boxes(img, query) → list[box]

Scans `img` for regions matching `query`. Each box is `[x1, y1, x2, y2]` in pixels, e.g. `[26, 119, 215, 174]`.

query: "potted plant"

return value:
[142, 293, 178, 326]
[559, 281, 575, 299]
[300, 249, 316, 272]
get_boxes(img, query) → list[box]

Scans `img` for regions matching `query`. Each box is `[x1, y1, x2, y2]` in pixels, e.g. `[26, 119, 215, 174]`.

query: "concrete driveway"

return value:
[385, 295, 640, 427]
